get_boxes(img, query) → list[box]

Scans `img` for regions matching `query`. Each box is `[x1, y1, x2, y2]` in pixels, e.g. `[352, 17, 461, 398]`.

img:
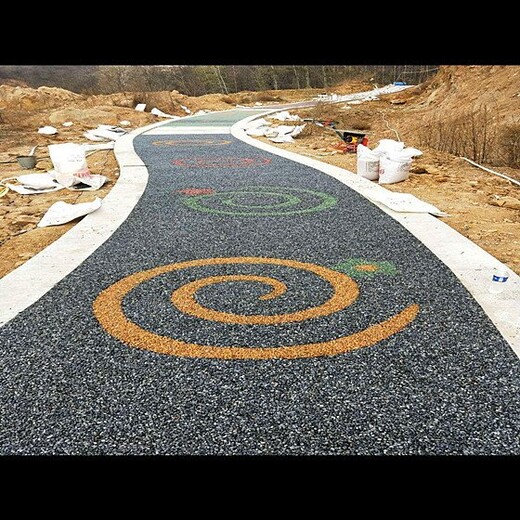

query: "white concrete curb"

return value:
[231, 114, 520, 359]
[0, 117, 171, 327]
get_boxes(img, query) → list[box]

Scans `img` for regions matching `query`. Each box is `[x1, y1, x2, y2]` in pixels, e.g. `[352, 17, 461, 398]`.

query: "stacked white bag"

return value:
[356, 138, 422, 184]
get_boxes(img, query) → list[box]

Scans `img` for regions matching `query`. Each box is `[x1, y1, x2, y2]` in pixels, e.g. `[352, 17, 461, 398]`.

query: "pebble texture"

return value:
[1, 115, 520, 454]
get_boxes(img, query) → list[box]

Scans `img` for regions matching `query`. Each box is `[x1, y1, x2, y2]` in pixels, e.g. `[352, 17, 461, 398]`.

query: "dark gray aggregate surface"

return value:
[1, 113, 519, 454]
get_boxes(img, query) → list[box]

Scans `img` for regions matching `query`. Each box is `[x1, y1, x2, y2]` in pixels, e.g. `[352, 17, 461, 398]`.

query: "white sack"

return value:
[48, 144, 89, 187]
[378, 155, 412, 185]
[2, 172, 62, 194]
[373, 139, 405, 156]
[16, 173, 58, 190]
[135, 103, 146, 112]
[356, 144, 380, 180]
[38, 197, 102, 227]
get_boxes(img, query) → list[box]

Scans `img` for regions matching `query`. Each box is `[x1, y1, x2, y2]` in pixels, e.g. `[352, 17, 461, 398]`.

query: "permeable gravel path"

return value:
[1, 115, 520, 454]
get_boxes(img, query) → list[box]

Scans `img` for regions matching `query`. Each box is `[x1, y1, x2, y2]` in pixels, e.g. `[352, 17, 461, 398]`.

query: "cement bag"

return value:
[48, 143, 89, 187]
[16, 173, 58, 190]
[373, 139, 405, 157]
[38, 197, 102, 227]
[397, 146, 423, 159]
[356, 144, 380, 180]
[378, 155, 412, 185]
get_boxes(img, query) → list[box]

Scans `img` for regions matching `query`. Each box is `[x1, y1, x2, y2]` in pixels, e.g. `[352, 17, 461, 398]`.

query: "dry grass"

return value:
[499, 123, 520, 167]
[418, 105, 499, 164]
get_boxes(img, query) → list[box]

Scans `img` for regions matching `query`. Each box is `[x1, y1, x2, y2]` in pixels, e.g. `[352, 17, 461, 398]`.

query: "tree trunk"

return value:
[292, 65, 300, 89]
[304, 66, 311, 88]
[321, 65, 328, 88]
[232, 65, 238, 93]
[214, 66, 229, 94]
[270, 65, 278, 90]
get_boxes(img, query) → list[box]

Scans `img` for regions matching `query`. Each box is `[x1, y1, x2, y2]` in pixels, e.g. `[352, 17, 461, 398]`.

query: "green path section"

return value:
[164, 109, 257, 127]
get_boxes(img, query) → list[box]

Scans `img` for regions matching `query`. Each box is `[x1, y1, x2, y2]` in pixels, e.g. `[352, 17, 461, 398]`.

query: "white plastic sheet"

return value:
[38, 126, 58, 135]
[38, 197, 102, 227]
[151, 107, 181, 119]
[246, 127, 269, 137]
[366, 191, 448, 217]
[83, 131, 106, 142]
[268, 111, 302, 122]
[1, 172, 62, 194]
[62, 122, 73, 127]
[269, 134, 294, 143]
[84, 125, 126, 142]
[135, 103, 146, 112]
[82, 142, 115, 152]
[180, 105, 191, 114]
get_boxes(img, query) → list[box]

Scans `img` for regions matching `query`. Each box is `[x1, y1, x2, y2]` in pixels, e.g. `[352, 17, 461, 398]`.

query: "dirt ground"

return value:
[0, 83, 366, 279]
[257, 95, 520, 276]
[1, 72, 519, 279]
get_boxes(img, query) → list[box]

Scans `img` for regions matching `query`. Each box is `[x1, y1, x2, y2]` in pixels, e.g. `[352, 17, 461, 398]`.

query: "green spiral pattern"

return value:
[180, 186, 337, 216]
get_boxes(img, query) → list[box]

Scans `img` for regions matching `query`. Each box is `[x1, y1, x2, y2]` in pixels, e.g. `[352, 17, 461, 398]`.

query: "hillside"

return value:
[1, 69, 519, 279]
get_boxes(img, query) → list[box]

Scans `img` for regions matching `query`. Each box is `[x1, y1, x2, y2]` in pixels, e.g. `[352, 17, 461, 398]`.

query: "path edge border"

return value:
[0, 117, 171, 327]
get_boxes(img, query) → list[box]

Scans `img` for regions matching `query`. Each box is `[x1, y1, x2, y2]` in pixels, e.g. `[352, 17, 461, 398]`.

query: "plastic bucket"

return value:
[17, 156, 37, 169]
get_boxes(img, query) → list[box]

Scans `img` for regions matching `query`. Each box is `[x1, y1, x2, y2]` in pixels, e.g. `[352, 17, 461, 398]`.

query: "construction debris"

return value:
[38, 126, 58, 135]
[134, 103, 146, 112]
[357, 139, 422, 185]
[83, 125, 127, 142]
[268, 111, 302, 122]
[48, 143, 106, 190]
[1, 173, 62, 194]
[38, 197, 102, 227]
[150, 107, 181, 119]
[366, 190, 448, 217]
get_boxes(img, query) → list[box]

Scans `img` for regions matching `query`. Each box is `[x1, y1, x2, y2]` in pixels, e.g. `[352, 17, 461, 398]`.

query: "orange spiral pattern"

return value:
[93, 257, 419, 360]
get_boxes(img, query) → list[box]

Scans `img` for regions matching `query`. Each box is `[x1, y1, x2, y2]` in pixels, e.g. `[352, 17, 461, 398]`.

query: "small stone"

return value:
[13, 215, 40, 226]
[502, 197, 520, 210]
[36, 160, 52, 170]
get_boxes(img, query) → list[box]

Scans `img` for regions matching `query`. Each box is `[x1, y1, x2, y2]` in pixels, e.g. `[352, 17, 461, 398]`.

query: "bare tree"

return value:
[270, 65, 278, 90]
[321, 65, 328, 88]
[292, 65, 300, 89]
